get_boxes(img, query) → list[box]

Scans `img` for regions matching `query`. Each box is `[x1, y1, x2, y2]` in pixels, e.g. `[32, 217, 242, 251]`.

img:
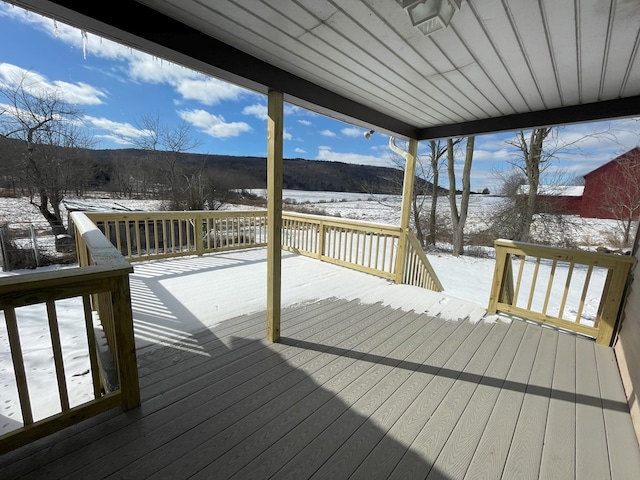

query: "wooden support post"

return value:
[596, 263, 633, 345]
[488, 243, 508, 313]
[267, 90, 283, 342]
[394, 138, 418, 284]
[111, 275, 140, 410]
[194, 213, 204, 256]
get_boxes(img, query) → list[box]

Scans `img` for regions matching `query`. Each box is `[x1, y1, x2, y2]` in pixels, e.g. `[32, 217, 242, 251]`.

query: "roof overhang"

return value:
[7, 0, 640, 140]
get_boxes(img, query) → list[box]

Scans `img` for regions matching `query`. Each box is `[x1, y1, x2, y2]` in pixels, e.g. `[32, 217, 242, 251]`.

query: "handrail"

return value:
[403, 230, 444, 292]
[488, 238, 635, 345]
[87, 209, 442, 291]
[85, 210, 268, 262]
[0, 212, 140, 454]
[282, 211, 442, 291]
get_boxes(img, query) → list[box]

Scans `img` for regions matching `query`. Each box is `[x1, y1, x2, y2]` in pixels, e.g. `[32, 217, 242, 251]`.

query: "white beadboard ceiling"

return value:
[7, 0, 640, 139]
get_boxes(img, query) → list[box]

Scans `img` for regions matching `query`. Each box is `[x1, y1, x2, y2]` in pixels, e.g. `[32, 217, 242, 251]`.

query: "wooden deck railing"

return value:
[0, 212, 139, 454]
[402, 229, 444, 291]
[85, 209, 441, 291]
[488, 239, 635, 345]
[281, 212, 442, 291]
[84, 210, 268, 262]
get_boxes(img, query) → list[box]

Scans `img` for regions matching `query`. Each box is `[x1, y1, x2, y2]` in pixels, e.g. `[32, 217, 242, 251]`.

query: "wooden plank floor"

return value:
[1, 298, 639, 479]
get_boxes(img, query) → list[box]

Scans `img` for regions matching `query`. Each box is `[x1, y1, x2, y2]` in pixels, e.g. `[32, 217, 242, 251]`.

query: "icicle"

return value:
[81, 29, 88, 59]
[53, 19, 58, 37]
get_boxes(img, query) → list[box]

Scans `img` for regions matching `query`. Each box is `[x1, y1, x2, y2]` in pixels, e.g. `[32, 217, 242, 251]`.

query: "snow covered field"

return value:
[0, 191, 630, 434]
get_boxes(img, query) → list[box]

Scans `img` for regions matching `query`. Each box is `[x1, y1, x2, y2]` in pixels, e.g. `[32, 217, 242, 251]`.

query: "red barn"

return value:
[581, 147, 640, 220]
[516, 185, 584, 215]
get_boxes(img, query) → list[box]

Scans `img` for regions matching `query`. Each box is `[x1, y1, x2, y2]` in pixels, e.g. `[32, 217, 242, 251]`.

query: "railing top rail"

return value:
[85, 209, 268, 221]
[0, 264, 130, 292]
[494, 238, 636, 266]
[282, 211, 403, 233]
[71, 212, 134, 271]
[82, 209, 401, 235]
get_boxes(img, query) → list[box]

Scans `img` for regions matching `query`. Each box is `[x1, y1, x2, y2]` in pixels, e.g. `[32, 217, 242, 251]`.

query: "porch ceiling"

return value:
[7, 0, 640, 139]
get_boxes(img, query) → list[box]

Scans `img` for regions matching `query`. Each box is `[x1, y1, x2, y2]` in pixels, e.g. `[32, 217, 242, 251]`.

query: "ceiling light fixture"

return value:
[403, 0, 462, 36]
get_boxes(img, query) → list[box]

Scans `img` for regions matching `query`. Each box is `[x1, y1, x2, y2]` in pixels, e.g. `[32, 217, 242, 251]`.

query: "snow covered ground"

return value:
[0, 191, 630, 434]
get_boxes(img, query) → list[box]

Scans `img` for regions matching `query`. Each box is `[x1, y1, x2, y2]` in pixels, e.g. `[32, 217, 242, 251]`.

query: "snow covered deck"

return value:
[1, 248, 639, 479]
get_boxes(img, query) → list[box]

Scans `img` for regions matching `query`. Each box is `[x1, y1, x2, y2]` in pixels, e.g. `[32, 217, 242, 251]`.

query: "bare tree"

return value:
[505, 128, 553, 242]
[447, 136, 475, 256]
[426, 140, 448, 245]
[125, 115, 209, 209]
[388, 138, 448, 246]
[494, 124, 628, 243]
[0, 72, 94, 249]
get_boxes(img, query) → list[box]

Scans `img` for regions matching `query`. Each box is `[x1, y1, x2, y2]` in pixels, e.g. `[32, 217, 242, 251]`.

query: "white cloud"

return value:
[0, 4, 249, 106]
[83, 115, 148, 140]
[298, 119, 311, 126]
[316, 146, 390, 167]
[242, 103, 267, 120]
[295, 147, 306, 154]
[472, 148, 512, 162]
[242, 103, 307, 121]
[320, 129, 337, 137]
[283, 129, 292, 141]
[127, 57, 248, 105]
[177, 109, 252, 138]
[52, 80, 107, 105]
[341, 127, 363, 137]
[173, 76, 247, 105]
[93, 134, 137, 146]
[0, 63, 107, 105]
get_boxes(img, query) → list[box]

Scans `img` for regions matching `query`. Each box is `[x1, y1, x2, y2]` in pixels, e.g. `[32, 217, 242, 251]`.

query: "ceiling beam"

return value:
[419, 96, 640, 140]
[8, 0, 418, 139]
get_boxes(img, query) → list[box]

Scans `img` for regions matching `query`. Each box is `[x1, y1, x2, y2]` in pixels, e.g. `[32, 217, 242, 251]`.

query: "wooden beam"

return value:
[419, 95, 640, 141]
[394, 138, 417, 284]
[267, 90, 284, 342]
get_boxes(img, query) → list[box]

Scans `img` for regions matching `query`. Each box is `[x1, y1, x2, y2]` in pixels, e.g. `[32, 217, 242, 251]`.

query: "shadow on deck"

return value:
[1, 250, 639, 479]
[1, 300, 639, 479]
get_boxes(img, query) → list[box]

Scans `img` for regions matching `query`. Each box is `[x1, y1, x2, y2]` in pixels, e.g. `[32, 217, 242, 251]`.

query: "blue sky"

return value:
[1, 2, 639, 193]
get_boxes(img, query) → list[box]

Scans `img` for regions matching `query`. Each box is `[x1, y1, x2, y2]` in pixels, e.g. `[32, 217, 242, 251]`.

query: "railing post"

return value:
[110, 274, 140, 410]
[596, 263, 632, 345]
[499, 254, 514, 305]
[395, 230, 408, 284]
[317, 221, 325, 260]
[488, 242, 508, 313]
[394, 138, 418, 284]
[194, 213, 204, 256]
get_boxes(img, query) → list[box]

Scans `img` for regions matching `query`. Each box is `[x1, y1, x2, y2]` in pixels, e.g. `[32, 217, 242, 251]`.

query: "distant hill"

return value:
[0, 136, 449, 195]
[90, 148, 446, 194]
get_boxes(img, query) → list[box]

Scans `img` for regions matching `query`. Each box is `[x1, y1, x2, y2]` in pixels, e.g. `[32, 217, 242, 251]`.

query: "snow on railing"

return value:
[84, 209, 442, 292]
[84, 211, 268, 262]
[0, 212, 139, 454]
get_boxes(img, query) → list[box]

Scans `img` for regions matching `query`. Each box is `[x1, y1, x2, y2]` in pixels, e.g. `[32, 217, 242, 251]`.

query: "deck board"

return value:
[140, 310, 433, 480]
[385, 320, 501, 478]
[463, 321, 538, 479]
[1, 290, 639, 480]
[576, 339, 612, 480]
[501, 327, 558, 480]
[595, 344, 640, 479]
[539, 332, 576, 480]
